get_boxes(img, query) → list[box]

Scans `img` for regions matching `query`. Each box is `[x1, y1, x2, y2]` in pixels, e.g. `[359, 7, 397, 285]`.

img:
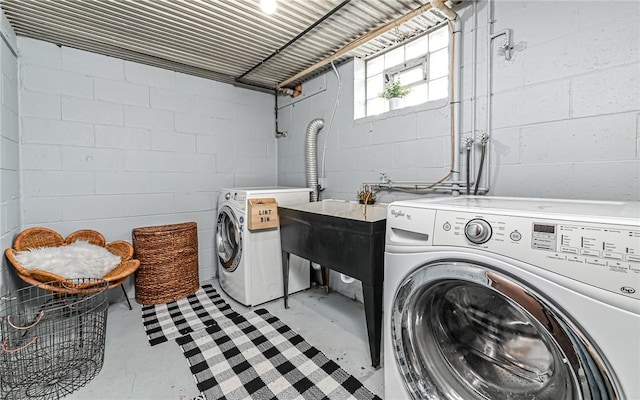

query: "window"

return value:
[365, 24, 449, 116]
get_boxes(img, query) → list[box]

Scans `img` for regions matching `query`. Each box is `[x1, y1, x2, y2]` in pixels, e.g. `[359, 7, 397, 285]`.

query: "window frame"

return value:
[364, 22, 449, 117]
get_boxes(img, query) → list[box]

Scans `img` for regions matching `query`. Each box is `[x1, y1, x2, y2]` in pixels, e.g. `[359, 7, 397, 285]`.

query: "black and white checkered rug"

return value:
[141, 284, 240, 346]
[177, 309, 381, 400]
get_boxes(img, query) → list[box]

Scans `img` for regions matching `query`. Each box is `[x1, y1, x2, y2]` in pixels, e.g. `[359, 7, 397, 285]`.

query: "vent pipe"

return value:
[305, 118, 325, 202]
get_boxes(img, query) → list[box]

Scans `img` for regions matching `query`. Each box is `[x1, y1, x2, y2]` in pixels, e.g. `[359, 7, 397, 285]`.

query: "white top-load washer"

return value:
[384, 196, 639, 400]
[217, 187, 311, 306]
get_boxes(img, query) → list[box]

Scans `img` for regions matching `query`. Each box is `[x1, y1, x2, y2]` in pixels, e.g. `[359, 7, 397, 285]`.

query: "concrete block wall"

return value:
[0, 14, 19, 295]
[278, 0, 639, 204]
[276, 0, 640, 299]
[18, 37, 277, 282]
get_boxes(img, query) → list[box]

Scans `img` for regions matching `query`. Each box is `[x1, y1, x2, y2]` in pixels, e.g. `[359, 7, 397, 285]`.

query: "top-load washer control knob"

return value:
[225, 192, 231, 200]
[465, 219, 492, 244]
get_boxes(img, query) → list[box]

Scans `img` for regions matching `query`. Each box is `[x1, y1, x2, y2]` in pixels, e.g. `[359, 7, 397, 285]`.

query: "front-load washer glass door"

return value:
[392, 261, 617, 400]
[216, 206, 242, 272]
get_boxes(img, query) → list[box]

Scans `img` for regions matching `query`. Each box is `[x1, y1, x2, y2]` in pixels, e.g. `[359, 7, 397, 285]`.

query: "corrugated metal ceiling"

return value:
[1, 0, 452, 92]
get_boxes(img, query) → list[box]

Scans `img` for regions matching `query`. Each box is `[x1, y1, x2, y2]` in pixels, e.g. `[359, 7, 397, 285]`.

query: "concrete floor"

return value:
[67, 280, 384, 399]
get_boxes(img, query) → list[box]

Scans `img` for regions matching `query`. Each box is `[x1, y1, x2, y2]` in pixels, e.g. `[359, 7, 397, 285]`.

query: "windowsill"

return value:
[354, 97, 449, 124]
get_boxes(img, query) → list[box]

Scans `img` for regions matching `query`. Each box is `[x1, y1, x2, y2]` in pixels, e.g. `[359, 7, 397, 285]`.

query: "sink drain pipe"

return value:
[305, 118, 325, 202]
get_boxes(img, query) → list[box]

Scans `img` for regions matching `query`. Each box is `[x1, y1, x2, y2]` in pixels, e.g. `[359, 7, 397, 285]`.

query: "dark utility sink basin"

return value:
[278, 200, 387, 368]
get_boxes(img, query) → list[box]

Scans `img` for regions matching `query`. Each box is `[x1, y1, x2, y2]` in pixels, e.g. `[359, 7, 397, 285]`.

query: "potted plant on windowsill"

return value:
[379, 79, 411, 110]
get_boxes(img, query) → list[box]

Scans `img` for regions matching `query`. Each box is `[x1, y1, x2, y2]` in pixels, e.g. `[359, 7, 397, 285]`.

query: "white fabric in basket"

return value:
[14, 240, 120, 279]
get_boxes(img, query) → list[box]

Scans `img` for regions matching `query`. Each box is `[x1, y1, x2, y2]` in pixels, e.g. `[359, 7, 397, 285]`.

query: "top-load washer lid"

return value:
[216, 205, 242, 272]
[392, 261, 618, 400]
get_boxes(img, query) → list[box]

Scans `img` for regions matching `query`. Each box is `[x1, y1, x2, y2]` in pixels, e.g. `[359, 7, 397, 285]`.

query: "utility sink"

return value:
[285, 199, 387, 222]
[278, 200, 387, 368]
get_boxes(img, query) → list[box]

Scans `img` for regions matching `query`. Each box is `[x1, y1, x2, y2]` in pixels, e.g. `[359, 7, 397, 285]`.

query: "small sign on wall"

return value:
[248, 198, 279, 231]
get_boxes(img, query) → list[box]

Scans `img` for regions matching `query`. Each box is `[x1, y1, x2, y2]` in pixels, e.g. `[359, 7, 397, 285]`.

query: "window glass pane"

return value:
[430, 48, 448, 79]
[429, 77, 448, 101]
[429, 26, 448, 51]
[367, 97, 385, 116]
[367, 55, 384, 77]
[406, 35, 429, 59]
[404, 83, 428, 107]
[367, 74, 384, 100]
[384, 47, 404, 69]
[399, 67, 424, 86]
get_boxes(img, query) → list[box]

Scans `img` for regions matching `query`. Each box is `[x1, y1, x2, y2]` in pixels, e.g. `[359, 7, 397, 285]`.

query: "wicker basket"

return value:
[132, 222, 199, 305]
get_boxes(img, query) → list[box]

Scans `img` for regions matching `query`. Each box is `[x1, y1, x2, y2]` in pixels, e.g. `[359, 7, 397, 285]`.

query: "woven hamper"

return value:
[132, 222, 199, 305]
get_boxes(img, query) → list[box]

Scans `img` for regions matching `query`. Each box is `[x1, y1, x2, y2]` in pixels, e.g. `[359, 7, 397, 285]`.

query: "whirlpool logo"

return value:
[620, 286, 636, 295]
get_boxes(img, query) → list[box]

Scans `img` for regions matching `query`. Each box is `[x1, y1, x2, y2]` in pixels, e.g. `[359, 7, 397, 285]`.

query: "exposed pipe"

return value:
[236, 0, 351, 85]
[274, 90, 287, 137]
[305, 119, 325, 202]
[430, 0, 457, 20]
[279, 2, 436, 88]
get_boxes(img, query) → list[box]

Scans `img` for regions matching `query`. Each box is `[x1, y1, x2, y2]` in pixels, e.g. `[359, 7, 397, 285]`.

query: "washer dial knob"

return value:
[465, 219, 492, 244]
[224, 192, 231, 200]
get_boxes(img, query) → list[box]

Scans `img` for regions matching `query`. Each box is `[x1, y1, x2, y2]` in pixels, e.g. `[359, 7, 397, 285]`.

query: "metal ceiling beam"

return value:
[235, 0, 351, 83]
[279, 2, 436, 88]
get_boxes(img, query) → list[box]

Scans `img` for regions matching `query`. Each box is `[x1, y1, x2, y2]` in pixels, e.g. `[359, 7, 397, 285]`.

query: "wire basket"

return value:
[0, 279, 109, 400]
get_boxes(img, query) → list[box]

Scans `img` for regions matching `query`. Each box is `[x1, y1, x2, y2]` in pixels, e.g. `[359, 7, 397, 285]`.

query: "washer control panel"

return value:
[431, 210, 640, 300]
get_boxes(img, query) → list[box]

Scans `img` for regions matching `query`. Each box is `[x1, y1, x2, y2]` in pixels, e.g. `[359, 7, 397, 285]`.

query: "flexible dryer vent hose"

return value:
[305, 118, 325, 202]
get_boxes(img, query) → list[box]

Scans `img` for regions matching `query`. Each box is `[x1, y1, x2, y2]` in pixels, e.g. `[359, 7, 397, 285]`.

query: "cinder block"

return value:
[3, 198, 20, 232]
[174, 192, 216, 213]
[174, 152, 215, 173]
[196, 134, 233, 155]
[20, 91, 60, 119]
[491, 81, 570, 128]
[211, 99, 235, 120]
[494, 1, 578, 49]
[124, 105, 173, 130]
[2, 74, 18, 113]
[250, 157, 276, 175]
[23, 197, 63, 224]
[96, 171, 150, 194]
[175, 72, 222, 98]
[488, 127, 521, 166]
[1, 136, 18, 170]
[62, 195, 125, 221]
[20, 143, 62, 170]
[22, 117, 94, 146]
[325, 148, 356, 173]
[341, 123, 372, 149]
[22, 65, 93, 98]
[62, 47, 124, 79]
[372, 113, 417, 144]
[61, 147, 125, 171]
[17, 37, 61, 69]
[124, 149, 176, 172]
[95, 125, 150, 149]
[150, 130, 196, 152]
[416, 108, 450, 139]
[520, 114, 637, 163]
[175, 112, 214, 134]
[62, 96, 124, 125]
[148, 172, 195, 193]
[524, 16, 639, 85]
[150, 87, 217, 115]
[578, 1, 639, 29]
[0, 169, 18, 202]
[353, 145, 391, 173]
[234, 138, 267, 158]
[572, 64, 640, 118]
[124, 193, 175, 216]
[1, 42, 17, 83]
[392, 137, 446, 169]
[124, 61, 175, 90]
[1, 105, 19, 142]
[22, 171, 95, 197]
[95, 78, 149, 106]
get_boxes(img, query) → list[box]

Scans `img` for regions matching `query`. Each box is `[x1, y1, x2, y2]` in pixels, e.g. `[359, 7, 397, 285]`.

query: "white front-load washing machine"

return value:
[384, 196, 640, 400]
[216, 187, 311, 306]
